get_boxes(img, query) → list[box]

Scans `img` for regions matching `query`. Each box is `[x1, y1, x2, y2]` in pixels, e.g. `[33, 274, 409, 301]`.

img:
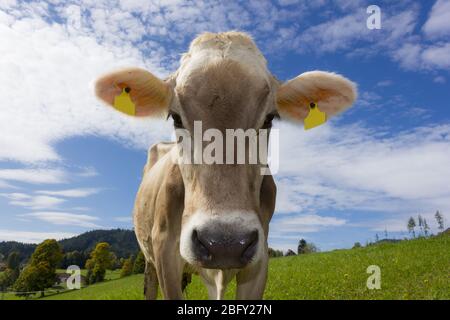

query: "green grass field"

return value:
[3, 233, 449, 300]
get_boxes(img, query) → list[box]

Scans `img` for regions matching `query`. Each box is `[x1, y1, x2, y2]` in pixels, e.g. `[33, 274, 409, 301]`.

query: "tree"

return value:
[120, 255, 134, 278]
[268, 248, 283, 258]
[0, 269, 17, 292]
[14, 239, 62, 297]
[109, 252, 118, 270]
[30, 239, 63, 267]
[118, 257, 126, 269]
[6, 251, 20, 270]
[0, 252, 22, 290]
[423, 219, 430, 237]
[61, 250, 85, 269]
[407, 217, 416, 238]
[85, 242, 114, 284]
[418, 215, 424, 236]
[375, 233, 379, 242]
[305, 243, 319, 254]
[435, 210, 444, 231]
[297, 239, 307, 254]
[133, 251, 145, 274]
[353, 242, 362, 249]
[14, 262, 55, 297]
[384, 228, 388, 239]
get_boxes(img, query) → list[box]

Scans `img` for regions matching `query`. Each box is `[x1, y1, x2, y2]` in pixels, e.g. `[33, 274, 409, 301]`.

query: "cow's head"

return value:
[95, 32, 357, 270]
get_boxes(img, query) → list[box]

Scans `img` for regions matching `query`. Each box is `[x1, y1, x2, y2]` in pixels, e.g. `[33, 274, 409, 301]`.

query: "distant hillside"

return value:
[58, 229, 139, 258]
[0, 241, 37, 264]
[0, 229, 139, 264]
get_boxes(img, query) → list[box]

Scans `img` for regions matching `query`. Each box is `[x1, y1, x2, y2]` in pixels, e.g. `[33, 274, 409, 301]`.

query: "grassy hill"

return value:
[29, 233, 449, 300]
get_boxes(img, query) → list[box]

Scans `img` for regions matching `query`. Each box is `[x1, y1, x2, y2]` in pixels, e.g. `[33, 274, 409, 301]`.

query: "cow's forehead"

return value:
[175, 32, 270, 89]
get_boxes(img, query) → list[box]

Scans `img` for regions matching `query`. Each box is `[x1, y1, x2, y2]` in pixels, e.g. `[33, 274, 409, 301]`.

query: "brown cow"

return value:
[95, 31, 357, 300]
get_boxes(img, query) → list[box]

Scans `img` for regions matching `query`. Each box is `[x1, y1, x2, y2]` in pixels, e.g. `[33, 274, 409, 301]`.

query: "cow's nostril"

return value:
[241, 230, 258, 264]
[192, 229, 211, 261]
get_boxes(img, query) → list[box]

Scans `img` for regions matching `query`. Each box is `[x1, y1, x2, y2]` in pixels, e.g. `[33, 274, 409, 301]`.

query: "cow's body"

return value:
[134, 142, 276, 299]
[95, 31, 356, 300]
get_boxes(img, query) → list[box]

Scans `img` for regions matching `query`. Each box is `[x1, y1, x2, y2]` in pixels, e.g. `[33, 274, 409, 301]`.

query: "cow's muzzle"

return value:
[180, 211, 264, 269]
[191, 228, 258, 269]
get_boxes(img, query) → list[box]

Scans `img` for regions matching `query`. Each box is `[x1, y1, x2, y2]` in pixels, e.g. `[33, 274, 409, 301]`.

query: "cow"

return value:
[94, 31, 357, 300]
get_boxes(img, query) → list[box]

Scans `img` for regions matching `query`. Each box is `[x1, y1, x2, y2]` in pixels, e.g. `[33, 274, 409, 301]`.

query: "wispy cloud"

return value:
[271, 214, 346, 234]
[0, 168, 67, 184]
[0, 229, 76, 243]
[376, 80, 393, 87]
[20, 211, 102, 228]
[36, 188, 101, 198]
[1, 193, 66, 210]
[114, 216, 133, 223]
[434, 76, 446, 84]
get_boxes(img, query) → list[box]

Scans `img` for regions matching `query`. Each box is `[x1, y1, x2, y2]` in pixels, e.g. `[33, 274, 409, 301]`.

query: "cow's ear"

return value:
[95, 68, 173, 117]
[276, 71, 357, 121]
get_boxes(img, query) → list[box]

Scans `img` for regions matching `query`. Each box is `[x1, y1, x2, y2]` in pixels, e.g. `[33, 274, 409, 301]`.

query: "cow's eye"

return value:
[169, 112, 184, 129]
[262, 112, 279, 129]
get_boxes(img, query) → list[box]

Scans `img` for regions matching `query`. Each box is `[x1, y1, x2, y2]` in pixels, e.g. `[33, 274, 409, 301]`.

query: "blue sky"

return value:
[0, 0, 449, 252]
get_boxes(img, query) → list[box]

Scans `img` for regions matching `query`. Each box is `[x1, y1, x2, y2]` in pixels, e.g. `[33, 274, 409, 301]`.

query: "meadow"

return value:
[2, 233, 449, 300]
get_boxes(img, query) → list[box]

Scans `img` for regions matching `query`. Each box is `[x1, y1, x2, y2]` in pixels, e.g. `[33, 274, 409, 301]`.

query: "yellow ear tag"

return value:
[304, 102, 327, 130]
[113, 87, 135, 116]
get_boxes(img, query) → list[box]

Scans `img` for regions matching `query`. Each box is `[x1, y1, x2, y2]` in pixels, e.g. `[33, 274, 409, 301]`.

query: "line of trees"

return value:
[359, 210, 446, 248]
[0, 239, 147, 297]
[268, 239, 319, 258]
[407, 210, 445, 239]
[0, 252, 20, 292]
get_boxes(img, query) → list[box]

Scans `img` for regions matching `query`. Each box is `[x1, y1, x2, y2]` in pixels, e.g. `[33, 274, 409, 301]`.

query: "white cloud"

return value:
[0, 2, 172, 164]
[1, 192, 66, 209]
[272, 214, 346, 233]
[114, 216, 132, 223]
[36, 188, 101, 198]
[298, 7, 417, 54]
[271, 121, 450, 217]
[422, 43, 450, 69]
[77, 167, 99, 178]
[0, 229, 76, 243]
[423, 0, 450, 39]
[298, 10, 367, 53]
[376, 80, 393, 87]
[434, 75, 446, 83]
[295, 3, 450, 72]
[20, 211, 102, 228]
[0, 180, 15, 188]
[391, 42, 422, 69]
[0, 168, 67, 184]
[268, 213, 346, 251]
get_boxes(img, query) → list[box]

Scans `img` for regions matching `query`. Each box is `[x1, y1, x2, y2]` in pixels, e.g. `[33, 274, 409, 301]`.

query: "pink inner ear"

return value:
[276, 71, 357, 122]
[95, 77, 125, 106]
